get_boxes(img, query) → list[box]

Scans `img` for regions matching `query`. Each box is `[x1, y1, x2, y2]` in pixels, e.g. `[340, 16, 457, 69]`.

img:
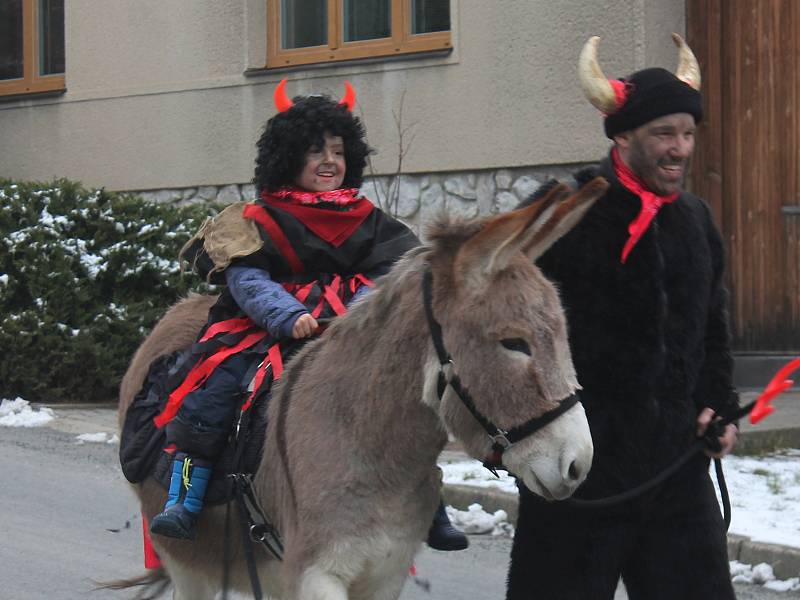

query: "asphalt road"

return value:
[0, 407, 796, 599]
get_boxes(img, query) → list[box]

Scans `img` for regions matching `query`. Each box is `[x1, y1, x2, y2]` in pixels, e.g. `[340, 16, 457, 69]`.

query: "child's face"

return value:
[294, 132, 346, 192]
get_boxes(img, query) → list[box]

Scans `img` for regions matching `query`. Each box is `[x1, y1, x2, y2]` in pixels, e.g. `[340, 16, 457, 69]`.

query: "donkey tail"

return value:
[93, 568, 170, 599]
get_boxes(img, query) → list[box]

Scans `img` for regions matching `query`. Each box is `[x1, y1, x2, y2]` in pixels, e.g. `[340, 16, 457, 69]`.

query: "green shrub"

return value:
[0, 179, 219, 404]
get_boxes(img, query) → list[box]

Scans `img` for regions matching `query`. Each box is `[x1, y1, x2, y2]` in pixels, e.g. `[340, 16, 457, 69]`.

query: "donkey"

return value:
[118, 178, 608, 600]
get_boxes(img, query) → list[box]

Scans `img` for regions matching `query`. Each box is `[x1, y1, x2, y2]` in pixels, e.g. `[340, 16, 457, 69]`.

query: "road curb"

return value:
[733, 427, 800, 456]
[443, 483, 800, 581]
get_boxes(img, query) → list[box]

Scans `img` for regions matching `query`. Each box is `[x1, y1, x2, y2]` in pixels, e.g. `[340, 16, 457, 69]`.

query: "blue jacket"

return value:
[225, 264, 386, 339]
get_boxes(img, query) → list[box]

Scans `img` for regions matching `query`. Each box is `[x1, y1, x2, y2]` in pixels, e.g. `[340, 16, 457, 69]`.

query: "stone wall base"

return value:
[130, 163, 590, 235]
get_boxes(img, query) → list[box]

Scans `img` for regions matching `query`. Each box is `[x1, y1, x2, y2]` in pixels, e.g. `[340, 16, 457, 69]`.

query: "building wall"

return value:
[0, 0, 686, 192]
[135, 163, 581, 237]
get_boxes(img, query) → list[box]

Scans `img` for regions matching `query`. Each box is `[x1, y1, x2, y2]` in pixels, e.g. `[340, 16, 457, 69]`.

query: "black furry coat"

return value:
[528, 154, 739, 498]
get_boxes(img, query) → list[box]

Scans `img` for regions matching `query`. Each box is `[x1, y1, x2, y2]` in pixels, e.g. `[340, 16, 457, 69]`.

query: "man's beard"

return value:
[628, 136, 689, 195]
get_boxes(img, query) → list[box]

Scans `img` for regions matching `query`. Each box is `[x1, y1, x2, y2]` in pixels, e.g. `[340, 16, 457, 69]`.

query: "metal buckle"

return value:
[490, 430, 512, 450]
[250, 524, 268, 543]
[440, 359, 455, 383]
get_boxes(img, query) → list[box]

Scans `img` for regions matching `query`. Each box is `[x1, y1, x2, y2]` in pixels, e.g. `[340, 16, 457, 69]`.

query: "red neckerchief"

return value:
[259, 188, 374, 247]
[612, 147, 679, 263]
[270, 187, 363, 206]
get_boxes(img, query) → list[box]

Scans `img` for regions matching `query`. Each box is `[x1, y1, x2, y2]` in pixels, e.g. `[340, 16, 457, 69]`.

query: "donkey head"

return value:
[424, 177, 608, 500]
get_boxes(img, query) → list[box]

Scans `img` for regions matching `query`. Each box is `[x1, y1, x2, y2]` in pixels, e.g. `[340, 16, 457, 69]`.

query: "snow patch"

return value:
[443, 451, 800, 549]
[446, 503, 513, 537]
[440, 460, 518, 494]
[76, 432, 120, 444]
[0, 398, 55, 427]
[729, 560, 800, 591]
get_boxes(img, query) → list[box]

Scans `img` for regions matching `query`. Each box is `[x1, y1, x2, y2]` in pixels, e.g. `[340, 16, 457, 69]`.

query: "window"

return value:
[267, 0, 451, 68]
[0, 0, 65, 97]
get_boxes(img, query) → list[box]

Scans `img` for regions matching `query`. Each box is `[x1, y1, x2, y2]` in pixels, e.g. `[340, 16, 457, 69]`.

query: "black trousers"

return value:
[506, 456, 735, 600]
[165, 352, 255, 458]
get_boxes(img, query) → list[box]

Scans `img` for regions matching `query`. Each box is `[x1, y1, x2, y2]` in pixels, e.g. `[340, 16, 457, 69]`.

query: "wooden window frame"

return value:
[0, 0, 65, 98]
[267, 0, 451, 69]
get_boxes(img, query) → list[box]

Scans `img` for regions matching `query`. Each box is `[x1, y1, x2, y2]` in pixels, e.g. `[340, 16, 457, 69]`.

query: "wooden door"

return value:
[688, 0, 800, 351]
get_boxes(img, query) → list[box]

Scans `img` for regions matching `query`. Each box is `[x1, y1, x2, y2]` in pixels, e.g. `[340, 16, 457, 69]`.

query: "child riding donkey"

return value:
[148, 80, 469, 551]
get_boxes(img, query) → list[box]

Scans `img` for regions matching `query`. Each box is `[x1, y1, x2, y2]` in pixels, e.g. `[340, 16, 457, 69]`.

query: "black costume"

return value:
[506, 156, 738, 600]
[161, 194, 419, 458]
[141, 78, 467, 549]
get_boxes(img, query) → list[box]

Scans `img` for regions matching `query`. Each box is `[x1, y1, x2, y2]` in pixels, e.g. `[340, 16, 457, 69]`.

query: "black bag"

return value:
[119, 350, 193, 483]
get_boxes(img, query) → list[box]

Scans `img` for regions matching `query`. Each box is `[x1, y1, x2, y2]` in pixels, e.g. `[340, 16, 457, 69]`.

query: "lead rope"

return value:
[565, 395, 768, 531]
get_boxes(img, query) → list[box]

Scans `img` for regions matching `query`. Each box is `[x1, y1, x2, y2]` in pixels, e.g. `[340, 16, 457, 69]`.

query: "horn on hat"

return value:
[274, 79, 294, 112]
[671, 33, 701, 91]
[338, 80, 356, 111]
[578, 36, 620, 115]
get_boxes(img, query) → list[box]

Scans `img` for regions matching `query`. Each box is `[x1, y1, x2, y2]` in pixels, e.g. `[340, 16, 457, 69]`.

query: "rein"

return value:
[422, 268, 579, 475]
[565, 359, 800, 529]
[564, 406, 747, 529]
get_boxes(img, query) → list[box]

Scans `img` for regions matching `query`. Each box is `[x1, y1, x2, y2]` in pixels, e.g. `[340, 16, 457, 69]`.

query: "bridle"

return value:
[425, 264, 798, 530]
[421, 268, 580, 475]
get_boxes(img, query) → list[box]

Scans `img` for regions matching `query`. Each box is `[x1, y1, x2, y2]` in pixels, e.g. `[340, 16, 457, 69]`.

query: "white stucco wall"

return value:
[0, 0, 686, 191]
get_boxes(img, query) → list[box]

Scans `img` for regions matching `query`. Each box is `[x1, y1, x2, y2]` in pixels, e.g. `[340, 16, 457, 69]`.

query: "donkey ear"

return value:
[522, 176, 608, 261]
[454, 183, 573, 286]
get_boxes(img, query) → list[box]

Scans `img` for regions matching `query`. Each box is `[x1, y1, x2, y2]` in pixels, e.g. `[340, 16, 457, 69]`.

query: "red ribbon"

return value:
[269, 187, 362, 206]
[609, 79, 631, 112]
[612, 147, 679, 263]
[142, 514, 162, 569]
[750, 358, 800, 424]
[243, 203, 305, 274]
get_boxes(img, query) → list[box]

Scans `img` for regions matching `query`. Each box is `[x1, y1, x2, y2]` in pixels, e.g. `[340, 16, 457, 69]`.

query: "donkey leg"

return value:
[295, 565, 348, 600]
[161, 557, 217, 600]
[360, 570, 408, 600]
[170, 575, 216, 600]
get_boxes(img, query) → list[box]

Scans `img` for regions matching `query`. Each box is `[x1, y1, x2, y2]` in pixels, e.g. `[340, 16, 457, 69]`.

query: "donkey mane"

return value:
[326, 216, 488, 339]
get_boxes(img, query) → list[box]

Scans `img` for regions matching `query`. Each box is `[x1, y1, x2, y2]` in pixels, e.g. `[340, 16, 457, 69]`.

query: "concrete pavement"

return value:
[40, 390, 800, 579]
[442, 391, 800, 581]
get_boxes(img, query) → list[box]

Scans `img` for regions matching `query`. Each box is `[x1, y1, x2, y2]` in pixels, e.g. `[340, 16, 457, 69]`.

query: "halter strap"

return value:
[422, 268, 579, 474]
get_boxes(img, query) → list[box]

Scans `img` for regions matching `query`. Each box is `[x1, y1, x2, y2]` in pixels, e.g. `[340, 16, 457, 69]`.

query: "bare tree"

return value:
[361, 89, 418, 219]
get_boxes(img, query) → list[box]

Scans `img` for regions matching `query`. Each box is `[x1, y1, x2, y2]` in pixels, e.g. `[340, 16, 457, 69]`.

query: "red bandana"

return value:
[270, 187, 363, 206]
[612, 147, 679, 263]
[259, 188, 374, 247]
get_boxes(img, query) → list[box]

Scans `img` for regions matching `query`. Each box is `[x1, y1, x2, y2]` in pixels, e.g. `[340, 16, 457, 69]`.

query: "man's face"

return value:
[615, 113, 696, 195]
[294, 132, 346, 193]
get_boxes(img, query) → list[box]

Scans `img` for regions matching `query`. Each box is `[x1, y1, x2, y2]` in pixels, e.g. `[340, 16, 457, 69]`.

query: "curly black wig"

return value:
[254, 95, 372, 193]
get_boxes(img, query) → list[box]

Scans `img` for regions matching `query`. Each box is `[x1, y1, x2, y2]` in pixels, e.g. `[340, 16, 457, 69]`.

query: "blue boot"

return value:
[149, 453, 211, 540]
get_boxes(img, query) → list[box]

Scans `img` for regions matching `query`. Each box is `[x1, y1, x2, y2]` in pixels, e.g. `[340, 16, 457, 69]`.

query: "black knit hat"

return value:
[604, 67, 703, 138]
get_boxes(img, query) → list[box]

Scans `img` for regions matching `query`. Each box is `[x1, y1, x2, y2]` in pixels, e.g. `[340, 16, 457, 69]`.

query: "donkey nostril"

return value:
[568, 460, 580, 481]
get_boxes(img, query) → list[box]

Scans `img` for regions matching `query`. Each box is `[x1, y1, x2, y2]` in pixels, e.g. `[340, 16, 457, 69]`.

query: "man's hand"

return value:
[696, 407, 738, 459]
[291, 313, 318, 339]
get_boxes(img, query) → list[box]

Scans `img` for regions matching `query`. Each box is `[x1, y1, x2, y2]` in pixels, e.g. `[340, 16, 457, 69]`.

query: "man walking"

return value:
[506, 34, 738, 600]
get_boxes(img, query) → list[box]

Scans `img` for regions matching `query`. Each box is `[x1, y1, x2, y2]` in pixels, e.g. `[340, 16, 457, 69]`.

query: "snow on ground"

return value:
[445, 503, 514, 536]
[711, 450, 800, 548]
[731, 561, 800, 592]
[0, 397, 55, 427]
[76, 431, 120, 444]
[441, 452, 800, 593]
[441, 459, 518, 494]
[440, 451, 800, 548]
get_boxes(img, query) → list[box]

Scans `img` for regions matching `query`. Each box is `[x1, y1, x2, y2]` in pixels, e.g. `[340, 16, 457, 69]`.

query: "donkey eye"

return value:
[500, 338, 532, 356]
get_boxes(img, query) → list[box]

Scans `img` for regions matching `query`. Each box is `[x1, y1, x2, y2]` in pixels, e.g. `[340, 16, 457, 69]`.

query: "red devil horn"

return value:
[274, 79, 294, 113]
[339, 81, 356, 111]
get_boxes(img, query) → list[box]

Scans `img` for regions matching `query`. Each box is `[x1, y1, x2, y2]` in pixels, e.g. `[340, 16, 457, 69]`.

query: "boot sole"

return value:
[427, 533, 470, 551]
[150, 518, 196, 541]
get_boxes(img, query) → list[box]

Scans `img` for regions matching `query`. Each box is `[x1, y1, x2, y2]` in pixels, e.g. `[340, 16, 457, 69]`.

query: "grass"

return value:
[750, 468, 784, 495]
